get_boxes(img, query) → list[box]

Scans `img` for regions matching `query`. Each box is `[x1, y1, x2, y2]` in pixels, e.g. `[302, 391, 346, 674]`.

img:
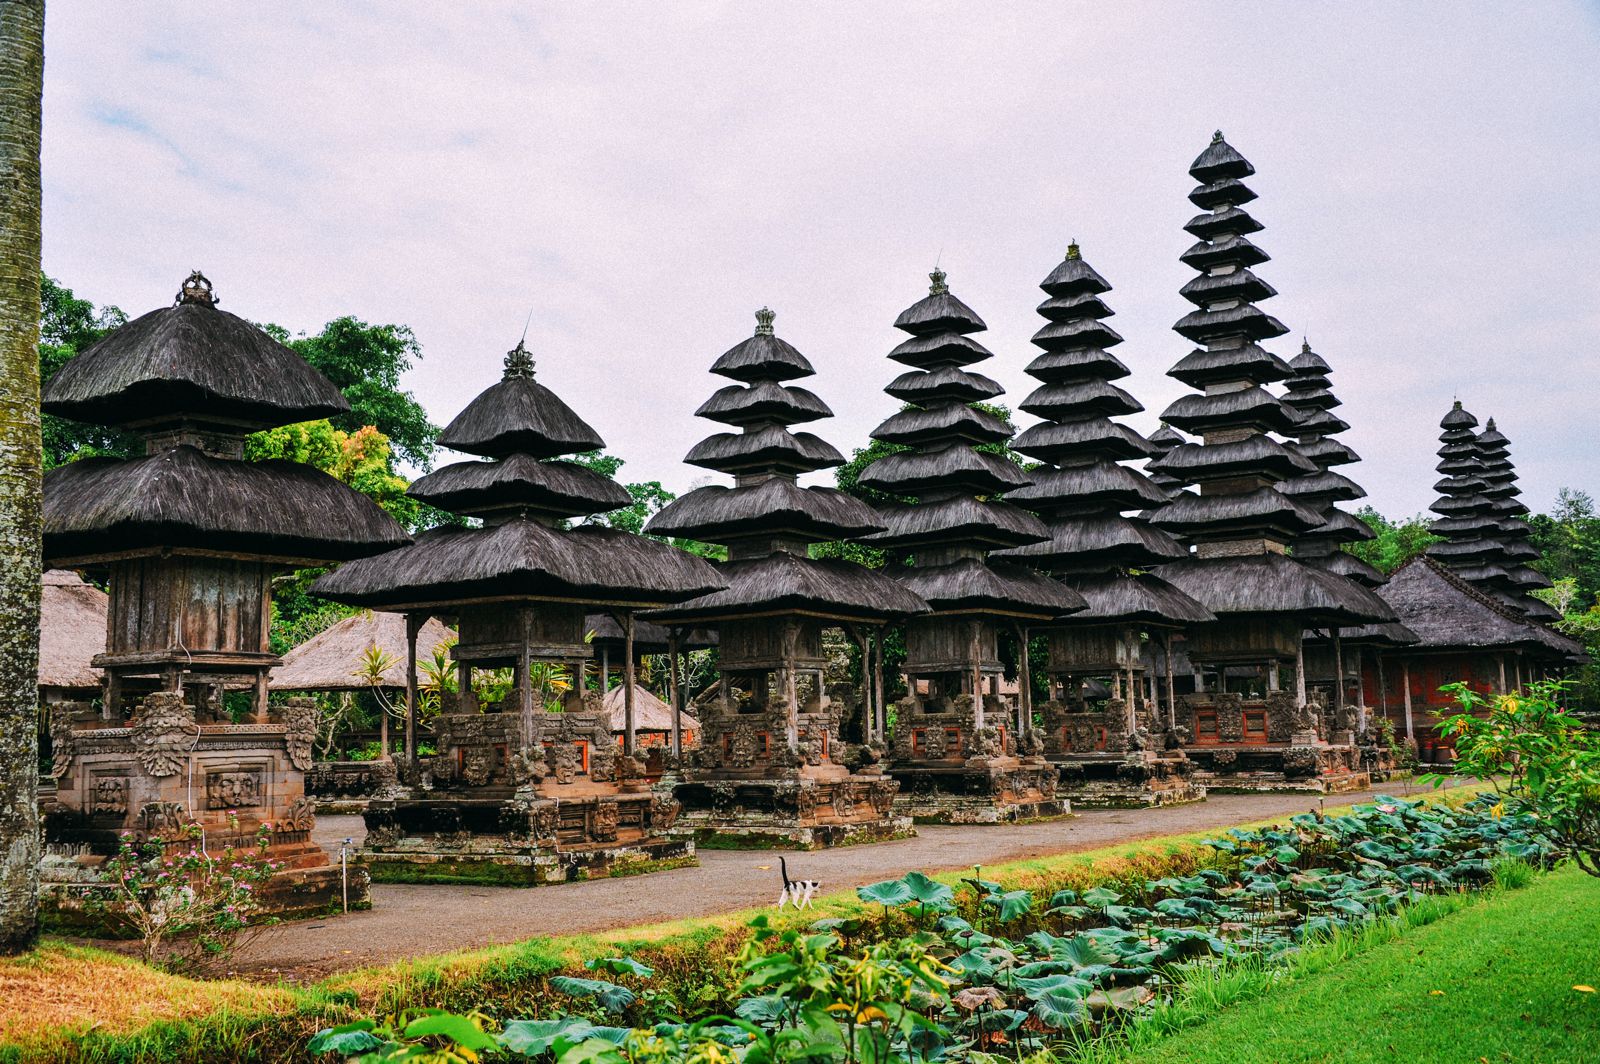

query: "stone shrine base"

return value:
[1053, 752, 1206, 809]
[889, 756, 1070, 825]
[1185, 743, 1370, 795]
[673, 767, 912, 850]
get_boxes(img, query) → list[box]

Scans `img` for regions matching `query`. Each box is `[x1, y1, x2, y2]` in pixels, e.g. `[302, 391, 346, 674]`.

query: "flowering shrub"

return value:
[92, 812, 280, 971]
[1428, 678, 1600, 877]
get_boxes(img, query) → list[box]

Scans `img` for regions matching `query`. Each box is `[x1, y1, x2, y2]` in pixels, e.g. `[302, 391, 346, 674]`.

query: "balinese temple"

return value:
[312, 337, 724, 884]
[643, 308, 923, 848]
[856, 268, 1083, 823]
[40, 271, 410, 916]
[1145, 424, 1187, 498]
[1471, 419, 1558, 619]
[1147, 134, 1395, 793]
[583, 612, 717, 769]
[995, 243, 1211, 807]
[1277, 341, 1416, 765]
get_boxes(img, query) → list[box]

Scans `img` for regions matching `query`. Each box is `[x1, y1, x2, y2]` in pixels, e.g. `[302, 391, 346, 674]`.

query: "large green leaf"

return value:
[307, 1022, 385, 1055]
[857, 878, 914, 908]
[901, 871, 954, 911]
[403, 1011, 499, 1051]
[550, 975, 637, 1014]
[585, 956, 655, 979]
[500, 1018, 598, 1056]
[1030, 987, 1091, 1029]
[983, 888, 1034, 923]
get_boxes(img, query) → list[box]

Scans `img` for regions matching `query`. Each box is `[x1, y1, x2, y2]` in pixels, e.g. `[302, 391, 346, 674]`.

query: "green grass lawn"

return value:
[1122, 864, 1600, 1064]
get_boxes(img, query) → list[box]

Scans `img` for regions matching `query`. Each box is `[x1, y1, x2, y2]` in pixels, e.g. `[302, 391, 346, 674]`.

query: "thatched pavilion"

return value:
[312, 337, 724, 884]
[584, 612, 716, 757]
[38, 570, 107, 703]
[1148, 135, 1394, 793]
[599, 683, 700, 749]
[40, 271, 409, 917]
[998, 242, 1212, 808]
[857, 269, 1084, 823]
[643, 308, 924, 847]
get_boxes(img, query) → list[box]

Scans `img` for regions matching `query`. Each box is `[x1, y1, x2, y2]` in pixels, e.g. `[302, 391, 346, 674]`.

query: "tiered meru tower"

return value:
[996, 243, 1212, 807]
[856, 268, 1083, 823]
[41, 272, 410, 915]
[313, 337, 724, 884]
[643, 308, 923, 848]
[1149, 134, 1395, 793]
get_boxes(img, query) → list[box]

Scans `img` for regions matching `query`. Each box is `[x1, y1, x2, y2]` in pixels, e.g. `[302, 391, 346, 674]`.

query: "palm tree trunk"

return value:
[0, 0, 45, 955]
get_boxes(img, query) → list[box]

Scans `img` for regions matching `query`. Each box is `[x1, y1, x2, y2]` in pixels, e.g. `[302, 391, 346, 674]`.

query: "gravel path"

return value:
[239, 781, 1444, 981]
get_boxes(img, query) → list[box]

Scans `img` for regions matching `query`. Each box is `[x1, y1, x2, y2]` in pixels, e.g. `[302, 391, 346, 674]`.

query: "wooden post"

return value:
[1401, 659, 1414, 742]
[1514, 654, 1524, 693]
[519, 608, 535, 752]
[782, 620, 800, 748]
[623, 612, 637, 756]
[252, 671, 269, 723]
[1377, 653, 1388, 719]
[1331, 629, 1345, 717]
[872, 631, 886, 741]
[1294, 642, 1308, 708]
[458, 659, 478, 713]
[969, 621, 985, 730]
[668, 632, 682, 758]
[378, 703, 389, 760]
[1351, 645, 1366, 735]
[600, 644, 610, 692]
[404, 613, 421, 765]
[1497, 653, 1508, 695]
[1163, 632, 1178, 729]
[850, 624, 872, 743]
[1014, 623, 1032, 737]
[1267, 660, 1281, 692]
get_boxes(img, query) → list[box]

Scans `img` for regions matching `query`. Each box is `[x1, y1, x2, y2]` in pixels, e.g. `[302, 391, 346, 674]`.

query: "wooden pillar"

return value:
[1401, 659, 1414, 742]
[1267, 660, 1281, 692]
[1377, 653, 1388, 719]
[668, 632, 682, 758]
[102, 672, 120, 721]
[518, 608, 535, 752]
[1014, 623, 1032, 736]
[458, 659, 478, 713]
[1163, 632, 1178, 729]
[1331, 629, 1345, 715]
[872, 631, 886, 741]
[600, 644, 610, 692]
[969, 620, 985, 730]
[1497, 653, 1508, 696]
[623, 612, 638, 756]
[252, 671, 269, 723]
[1193, 662, 1207, 694]
[1294, 641, 1308, 708]
[1351, 645, 1366, 735]
[404, 613, 421, 765]
[849, 624, 872, 743]
[1514, 655, 1524, 693]
[781, 620, 800, 748]
[379, 702, 389, 759]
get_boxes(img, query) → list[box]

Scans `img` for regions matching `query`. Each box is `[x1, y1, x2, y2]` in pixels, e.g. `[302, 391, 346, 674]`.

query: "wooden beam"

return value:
[404, 613, 421, 765]
[623, 612, 637, 757]
[1402, 659, 1414, 742]
[668, 631, 682, 758]
[1014, 623, 1032, 738]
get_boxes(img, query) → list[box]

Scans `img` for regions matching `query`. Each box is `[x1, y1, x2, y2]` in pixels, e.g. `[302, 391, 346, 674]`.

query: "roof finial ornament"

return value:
[175, 270, 217, 307]
[503, 338, 537, 380]
[1212, 129, 1224, 144]
[1486, 417, 1497, 430]
[928, 266, 949, 296]
[754, 306, 775, 336]
[1066, 240, 1080, 261]
[1301, 337, 1311, 353]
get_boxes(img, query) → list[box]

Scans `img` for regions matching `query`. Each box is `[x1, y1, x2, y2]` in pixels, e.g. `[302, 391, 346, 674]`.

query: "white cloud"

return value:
[40, 1, 1600, 515]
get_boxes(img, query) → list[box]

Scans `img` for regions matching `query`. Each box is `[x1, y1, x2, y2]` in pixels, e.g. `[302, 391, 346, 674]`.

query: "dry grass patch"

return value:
[0, 941, 293, 1045]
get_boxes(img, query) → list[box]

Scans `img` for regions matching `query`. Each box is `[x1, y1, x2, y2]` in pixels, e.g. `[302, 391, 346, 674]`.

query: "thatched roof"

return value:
[39, 570, 106, 691]
[1055, 571, 1215, 627]
[600, 683, 700, 734]
[709, 312, 816, 382]
[695, 381, 831, 426]
[44, 446, 411, 564]
[885, 366, 1002, 404]
[892, 558, 1085, 620]
[1151, 436, 1316, 481]
[685, 426, 843, 475]
[1150, 487, 1325, 543]
[647, 552, 930, 624]
[311, 516, 725, 610]
[645, 478, 882, 543]
[585, 613, 718, 653]
[858, 445, 1029, 497]
[270, 612, 456, 691]
[40, 273, 348, 433]
[1153, 552, 1397, 626]
[995, 513, 1188, 570]
[1159, 387, 1298, 435]
[1372, 556, 1583, 660]
[1012, 419, 1158, 463]
[1167, 343, 1291, 388]
[865, 497, 1047, 550]
[1006, 460, 1170, 513]
[436, 344, 606, 459]
[407, 455, 632, 519]
[1190, 130, 1254, 181]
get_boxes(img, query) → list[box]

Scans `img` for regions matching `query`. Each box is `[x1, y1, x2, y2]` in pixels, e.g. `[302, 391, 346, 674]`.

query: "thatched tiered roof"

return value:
[1365, 557, 1582, 662]
[41, 273, 409, 567]
[855, 270, 1082, 620]
[39, 570, 107, 692]
[646, 309, 928, 626]
[270, 612, 457, 691]
[995, 243, 1210, 628]
[1277, 340, 1382, 587]
[314, 339, 723, 610]
[1472, 421, 1555, 617]
[1149, 134, 1392, 629]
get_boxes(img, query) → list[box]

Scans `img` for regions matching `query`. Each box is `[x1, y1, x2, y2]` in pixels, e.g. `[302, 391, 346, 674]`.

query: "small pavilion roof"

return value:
[1374, 556, 1584, 660]
[39, 570, 107, 691]
[436, 341, 606, 459]
[1153, 551, 1397, 626]
[269, 611, 456, 691]
[646, 552, 930, 625]
[600, 683, 700, 734]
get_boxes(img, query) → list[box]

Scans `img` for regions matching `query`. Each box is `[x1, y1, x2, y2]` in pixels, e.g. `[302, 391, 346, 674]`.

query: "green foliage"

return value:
[570, 450, 724, 560]
[1528, 487, 1600, 606]
[1425, 679, 1600, 878]
[1345, 506, 1440, 574]
[39, 274, 134, 466]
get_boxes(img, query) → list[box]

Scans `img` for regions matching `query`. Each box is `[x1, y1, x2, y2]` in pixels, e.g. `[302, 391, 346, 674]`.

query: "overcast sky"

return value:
[39, 2, 1600, 518]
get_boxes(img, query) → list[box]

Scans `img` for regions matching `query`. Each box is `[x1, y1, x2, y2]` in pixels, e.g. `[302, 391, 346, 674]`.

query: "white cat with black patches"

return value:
[776, 856, 820, 910]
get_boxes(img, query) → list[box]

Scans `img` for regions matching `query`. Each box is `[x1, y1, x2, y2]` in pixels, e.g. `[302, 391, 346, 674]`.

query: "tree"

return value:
[1529, 488, 1600, 607]
[1345, 506, 1439, 574]
[39, 275, 130, 466]
[0, 0, 44, 955]
[265, 316, 438, 470]
[571, 450, 722, 559]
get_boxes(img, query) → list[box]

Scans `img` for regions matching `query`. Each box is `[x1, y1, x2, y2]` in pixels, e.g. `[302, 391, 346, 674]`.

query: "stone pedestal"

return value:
[674, 700, 912, 849]
[307, 759, 400, 814]
[1174, 692, 1370, 794]
[358, 703, 694, 885]
[41, 694, 363, 926]
[887, 694, 1068, 824]
[1041, 698, 1204, 808]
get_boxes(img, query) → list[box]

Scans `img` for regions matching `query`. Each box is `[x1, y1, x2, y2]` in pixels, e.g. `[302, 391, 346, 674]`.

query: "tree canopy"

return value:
[1345, 506, 1439, 575]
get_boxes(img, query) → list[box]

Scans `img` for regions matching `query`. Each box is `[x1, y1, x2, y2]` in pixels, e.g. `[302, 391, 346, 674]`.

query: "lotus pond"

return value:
[309, 795, 1558, 1063]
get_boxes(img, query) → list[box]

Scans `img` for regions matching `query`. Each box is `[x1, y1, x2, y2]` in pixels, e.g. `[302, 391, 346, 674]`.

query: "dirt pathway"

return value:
[239, 782, 1445, 981]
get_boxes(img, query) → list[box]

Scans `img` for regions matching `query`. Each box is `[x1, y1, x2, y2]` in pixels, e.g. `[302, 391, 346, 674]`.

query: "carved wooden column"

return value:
[404, 613, 422, 765]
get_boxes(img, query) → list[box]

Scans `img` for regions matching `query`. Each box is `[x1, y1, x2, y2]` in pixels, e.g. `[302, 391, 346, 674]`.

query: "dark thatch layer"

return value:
[1006, 460, 1170, 512]
[408, 455, 632, 518]
[1189, 178, 1258, 213]
[891, 557, 1085, 619]
[1019, 379, 1142, 420]
[1055, 571, 1215, 626]
[644, 479, 883, 542]
[1178, 265, 1275, 305]
[709, 331, 816, 383]
[438, 376, 606, 459]
[40, 570, 107, 691]
[1190, 131, 1255, 181]
[1023, 348, 1133, 383]
[993, 513, 1188, 569]
[311, 517, 724, 609]
[1372, 557, 1582, 659]
[893, 287, 987, 336]
[41, 295, 349, 432]
[857, 445, 1029, 496]
[1149, 487, 1325, 541]
[1167, 343, 1291, 387]
[1277, 469, 1366, 503]
[1303, 550, 1386, 588]
[1296, 437, 1360, 467]
[870, 403, 1012, 447]
[584, 612, 718, 653]
[1184, 205, 1265, 240]
[1037, 291, 1114, 320]
[1153, 551, 1397, 626]
[647, 552, 929, 624]
[887, 332, 994, 369]
[1039, 252, 1111, 295]
[1149, 436, 1315, 482]
[1180, 234, 1271, 272]
[270, 612, 457, 691]
[1159, 386, 1299, 435]
[1172, 303, 1288, 344]
[44, 446, 410, 563]
[685, 427, 843, 474]
[1012, 419, 1158, 463]
[864, 497, 1047, 549]
[885, 366, 1003, 404]
[694, 381, 831, 426]
[1031, 318, 1124, 350]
